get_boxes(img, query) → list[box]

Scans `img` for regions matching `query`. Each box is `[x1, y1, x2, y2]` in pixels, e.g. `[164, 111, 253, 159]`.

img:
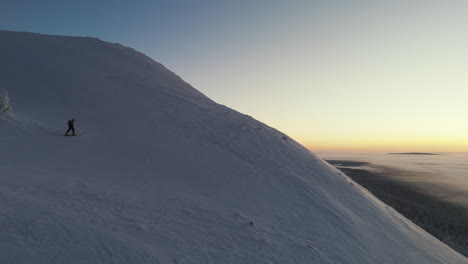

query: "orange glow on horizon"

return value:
[300, 137, 468, 153]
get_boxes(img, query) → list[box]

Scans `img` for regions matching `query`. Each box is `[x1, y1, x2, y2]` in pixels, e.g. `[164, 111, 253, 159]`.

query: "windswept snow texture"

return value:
[0, 30, 466, 264]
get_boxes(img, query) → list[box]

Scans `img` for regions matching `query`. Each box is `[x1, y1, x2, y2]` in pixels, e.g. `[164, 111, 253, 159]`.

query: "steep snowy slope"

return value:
[0, 30, 466, 264]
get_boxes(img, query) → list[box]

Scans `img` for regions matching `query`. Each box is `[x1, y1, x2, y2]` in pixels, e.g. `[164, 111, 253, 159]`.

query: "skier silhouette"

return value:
[65, 119, 76, 136]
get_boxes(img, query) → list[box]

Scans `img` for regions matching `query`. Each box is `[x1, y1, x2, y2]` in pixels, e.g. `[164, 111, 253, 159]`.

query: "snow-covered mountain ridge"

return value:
[0, 30, 466, 263]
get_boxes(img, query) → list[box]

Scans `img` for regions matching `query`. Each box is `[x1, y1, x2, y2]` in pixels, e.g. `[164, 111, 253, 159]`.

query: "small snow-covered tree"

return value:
[0, 90, 12, 113]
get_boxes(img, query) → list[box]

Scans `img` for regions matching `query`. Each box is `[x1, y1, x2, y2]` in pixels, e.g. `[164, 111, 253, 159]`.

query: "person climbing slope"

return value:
[65, 119, 76, 136]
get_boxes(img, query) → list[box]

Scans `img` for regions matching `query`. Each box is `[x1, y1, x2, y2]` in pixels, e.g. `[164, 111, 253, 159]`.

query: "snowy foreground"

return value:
[0, 30, 466, 264]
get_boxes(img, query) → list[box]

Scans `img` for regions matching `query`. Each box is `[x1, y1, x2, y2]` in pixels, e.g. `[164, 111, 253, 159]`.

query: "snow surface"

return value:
[0, 90, 12, 113]
[0, 30, 466, 264]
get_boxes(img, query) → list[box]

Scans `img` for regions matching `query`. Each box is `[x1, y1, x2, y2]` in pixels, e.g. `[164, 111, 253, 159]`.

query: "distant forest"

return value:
[327, 163, 468, 257]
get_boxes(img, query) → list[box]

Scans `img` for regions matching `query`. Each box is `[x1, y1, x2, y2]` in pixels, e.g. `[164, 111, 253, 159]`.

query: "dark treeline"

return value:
[333, 166, 468, 257]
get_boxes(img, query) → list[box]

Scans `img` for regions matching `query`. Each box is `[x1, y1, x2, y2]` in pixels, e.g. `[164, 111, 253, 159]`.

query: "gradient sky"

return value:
[2, 0, 468, 153]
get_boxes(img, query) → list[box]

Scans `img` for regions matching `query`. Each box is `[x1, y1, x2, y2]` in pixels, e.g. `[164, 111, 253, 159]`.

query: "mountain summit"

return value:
[0, 30, 465, 264]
